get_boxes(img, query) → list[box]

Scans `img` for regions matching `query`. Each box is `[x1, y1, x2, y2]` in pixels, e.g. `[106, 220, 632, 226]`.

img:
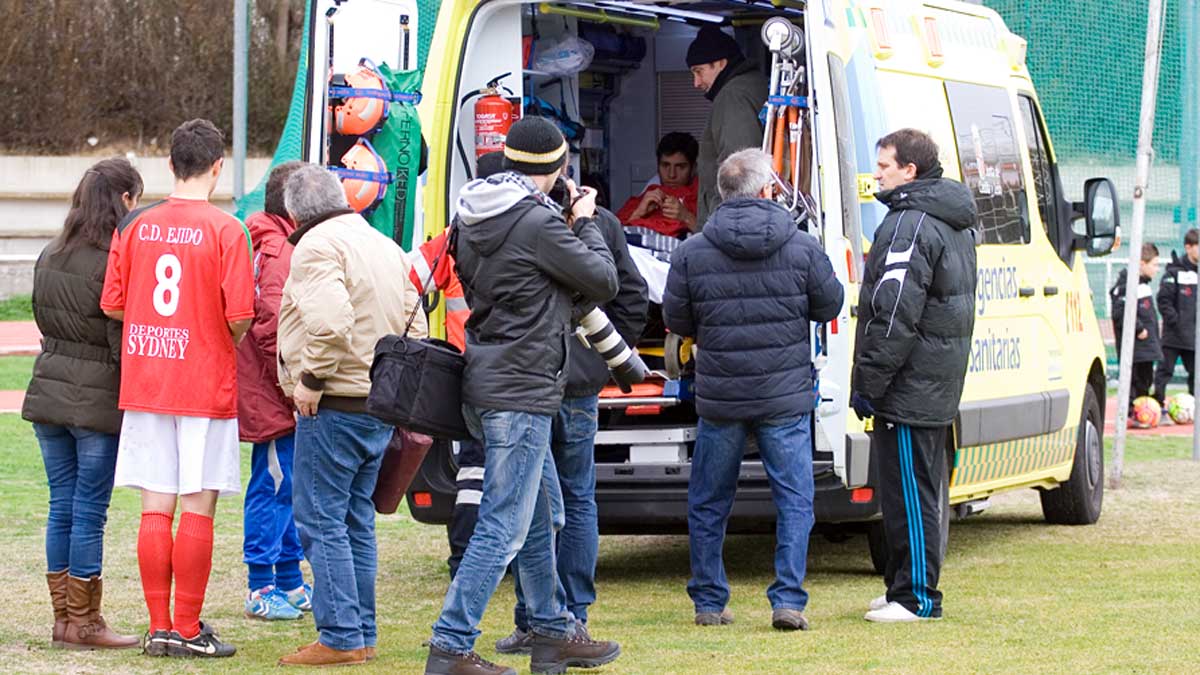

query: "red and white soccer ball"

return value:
[1130, 396, 1162, 429]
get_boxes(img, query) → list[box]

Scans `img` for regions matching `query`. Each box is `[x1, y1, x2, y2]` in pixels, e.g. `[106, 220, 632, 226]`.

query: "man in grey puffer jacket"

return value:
[687, 25, 769, 228]
[426, 118, 622, 675]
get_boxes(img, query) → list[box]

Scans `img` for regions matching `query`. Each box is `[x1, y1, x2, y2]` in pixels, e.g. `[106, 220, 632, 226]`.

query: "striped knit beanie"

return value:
[503, 117, 568, 175]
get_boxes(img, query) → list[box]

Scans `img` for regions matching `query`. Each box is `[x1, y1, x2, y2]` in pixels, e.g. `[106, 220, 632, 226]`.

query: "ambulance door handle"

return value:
[1043, 285, 1059, 296]
[1018, 286, 1036, 298]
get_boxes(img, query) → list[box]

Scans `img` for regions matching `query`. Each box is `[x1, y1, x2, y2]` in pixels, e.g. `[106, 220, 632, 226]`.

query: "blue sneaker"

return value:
[244, 585, 302, 621]
[283, 583, 313, 612]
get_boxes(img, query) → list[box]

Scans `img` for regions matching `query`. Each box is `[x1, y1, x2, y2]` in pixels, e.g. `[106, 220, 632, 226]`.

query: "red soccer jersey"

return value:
[101, 197, 255, 418]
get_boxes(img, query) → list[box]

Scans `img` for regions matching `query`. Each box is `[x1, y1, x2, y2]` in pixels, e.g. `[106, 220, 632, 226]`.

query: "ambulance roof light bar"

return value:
[916, 13, 943, 66]
[866, 4, 893, 59]
[1003, 32, 1028, 71]
[923, 16, 943, 58]
[870, 7, 891, 48]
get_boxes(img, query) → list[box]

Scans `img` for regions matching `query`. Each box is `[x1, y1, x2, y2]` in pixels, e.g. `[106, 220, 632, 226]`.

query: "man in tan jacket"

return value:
[275, 163, 426, 667]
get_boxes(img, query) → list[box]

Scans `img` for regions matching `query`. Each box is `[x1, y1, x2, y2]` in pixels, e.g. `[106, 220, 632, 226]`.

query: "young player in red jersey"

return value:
[101, 119, 254, 658]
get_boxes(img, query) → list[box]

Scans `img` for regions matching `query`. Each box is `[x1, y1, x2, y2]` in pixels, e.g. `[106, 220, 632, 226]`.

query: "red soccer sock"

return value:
[171, 512, 214, 639]
[137, 511, 175, 633]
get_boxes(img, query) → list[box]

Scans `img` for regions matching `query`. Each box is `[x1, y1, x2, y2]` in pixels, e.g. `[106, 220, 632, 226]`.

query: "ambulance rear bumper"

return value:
[594, 452, 880, 535]
[405, 433, 881, 533]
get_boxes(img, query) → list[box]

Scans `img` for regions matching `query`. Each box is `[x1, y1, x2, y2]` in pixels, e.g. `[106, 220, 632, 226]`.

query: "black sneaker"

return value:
[143, 630, 171, 657]
[166, 621, 236, 658]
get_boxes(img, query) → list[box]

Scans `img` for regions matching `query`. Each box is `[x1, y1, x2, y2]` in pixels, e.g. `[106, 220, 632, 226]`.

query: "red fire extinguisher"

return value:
[474, 73, 516, 158]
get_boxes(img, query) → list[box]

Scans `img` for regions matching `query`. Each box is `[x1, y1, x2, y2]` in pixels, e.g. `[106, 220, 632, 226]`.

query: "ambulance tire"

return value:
[865, 457, 950, 576]
[1040, 386, 1104, 525]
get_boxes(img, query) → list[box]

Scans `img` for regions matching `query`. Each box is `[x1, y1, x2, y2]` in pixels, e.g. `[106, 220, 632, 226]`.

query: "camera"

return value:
[552, 177, 648, 392]
[549, 176, 572, 217]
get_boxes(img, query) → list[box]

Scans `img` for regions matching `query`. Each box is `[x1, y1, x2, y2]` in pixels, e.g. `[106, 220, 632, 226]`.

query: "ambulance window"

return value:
[1018, 95, 1059, 243]
[944, 82, 1029, 245]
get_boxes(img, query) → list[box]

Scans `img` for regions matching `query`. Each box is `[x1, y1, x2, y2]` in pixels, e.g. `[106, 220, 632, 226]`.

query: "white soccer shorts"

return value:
[114, 411, 242, 496]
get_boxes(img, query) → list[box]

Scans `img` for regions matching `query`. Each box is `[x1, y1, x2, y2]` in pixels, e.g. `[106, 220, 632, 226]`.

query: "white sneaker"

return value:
[869, 595, 888, 611]
[864, 601, 925, 623]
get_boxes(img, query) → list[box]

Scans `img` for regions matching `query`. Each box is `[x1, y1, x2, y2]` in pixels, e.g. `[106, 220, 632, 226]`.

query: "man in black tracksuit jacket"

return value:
[851, 129, 977, 623]
[1153, 230, 1198, 404]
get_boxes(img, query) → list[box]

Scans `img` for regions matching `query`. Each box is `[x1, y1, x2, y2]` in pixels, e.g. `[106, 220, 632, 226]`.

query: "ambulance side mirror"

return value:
[1073, 178, 1119, 257]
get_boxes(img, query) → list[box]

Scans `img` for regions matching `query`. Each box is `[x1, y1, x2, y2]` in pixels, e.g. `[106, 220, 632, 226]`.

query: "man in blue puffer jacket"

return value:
[663, 148, 843, 632]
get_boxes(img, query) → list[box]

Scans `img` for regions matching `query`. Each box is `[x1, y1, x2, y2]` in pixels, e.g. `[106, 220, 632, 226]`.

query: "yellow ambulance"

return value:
[303, 0, 1119, 569]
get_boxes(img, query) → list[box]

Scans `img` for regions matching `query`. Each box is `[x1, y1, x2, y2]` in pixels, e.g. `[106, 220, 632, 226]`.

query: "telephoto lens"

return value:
[575, 305, 649, 393]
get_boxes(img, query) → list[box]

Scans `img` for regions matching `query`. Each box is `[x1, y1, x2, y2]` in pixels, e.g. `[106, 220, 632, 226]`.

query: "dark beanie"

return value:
[686, 26, 742, 68]
[503, 117, 567, 175]
[476, 150, 505, 179]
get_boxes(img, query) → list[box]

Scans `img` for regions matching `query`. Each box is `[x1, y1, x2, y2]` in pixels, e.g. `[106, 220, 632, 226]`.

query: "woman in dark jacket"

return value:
[22, 158, 142, 650]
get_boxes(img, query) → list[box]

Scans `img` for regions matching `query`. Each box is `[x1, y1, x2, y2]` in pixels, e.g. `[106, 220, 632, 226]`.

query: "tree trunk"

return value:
[274, 0, 290, 64]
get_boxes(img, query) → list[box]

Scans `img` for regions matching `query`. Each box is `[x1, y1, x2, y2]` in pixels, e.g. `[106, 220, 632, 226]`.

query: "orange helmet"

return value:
[333, 59, 389, 136]
[338, 138, 389, 213]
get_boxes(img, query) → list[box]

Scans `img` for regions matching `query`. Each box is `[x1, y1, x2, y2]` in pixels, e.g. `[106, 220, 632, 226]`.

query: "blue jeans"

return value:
[431, 408, 573, 655]
[243, 433, 305, 590]
[35, 424, 119, 578]
[687, 414, 814, 613]
[513, 395, 599, 629]
[293, 409, 392, 651]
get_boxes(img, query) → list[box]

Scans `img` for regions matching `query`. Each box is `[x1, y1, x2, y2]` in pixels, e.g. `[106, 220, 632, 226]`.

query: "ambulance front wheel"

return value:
[1040, 385, 1104, 525]
[865, 456, 950, 576]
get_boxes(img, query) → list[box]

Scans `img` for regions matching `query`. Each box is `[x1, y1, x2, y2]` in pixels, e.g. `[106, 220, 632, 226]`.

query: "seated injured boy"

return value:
[617, 132, 700, 253]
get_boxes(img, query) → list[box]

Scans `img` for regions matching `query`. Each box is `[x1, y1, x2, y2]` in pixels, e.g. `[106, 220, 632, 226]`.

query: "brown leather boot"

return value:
[278, 641, 366, 667]
[47, 570, 69, 648]
[424, 645, 516, 675]
[529, 628, 621, 675]
[62, 576, 139, 649]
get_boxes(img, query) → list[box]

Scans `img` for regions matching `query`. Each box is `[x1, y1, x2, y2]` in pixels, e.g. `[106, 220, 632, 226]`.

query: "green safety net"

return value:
[236, 2, 312, 220]
[984, 0, 1198, 324]
[237, 0, 444, 242]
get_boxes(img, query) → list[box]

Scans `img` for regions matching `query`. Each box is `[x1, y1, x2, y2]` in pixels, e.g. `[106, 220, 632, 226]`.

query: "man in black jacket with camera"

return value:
[443, 159, 649, 636]
[493, 200, 648, 654]
[852, 128, 977, 624]
[426, 118, 623, 675]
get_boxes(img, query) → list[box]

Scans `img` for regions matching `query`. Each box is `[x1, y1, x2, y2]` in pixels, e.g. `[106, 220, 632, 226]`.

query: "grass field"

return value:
[0, 355, 35, 391]
[0, 415, 1196, 674]
[0, 294, 33, 322]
